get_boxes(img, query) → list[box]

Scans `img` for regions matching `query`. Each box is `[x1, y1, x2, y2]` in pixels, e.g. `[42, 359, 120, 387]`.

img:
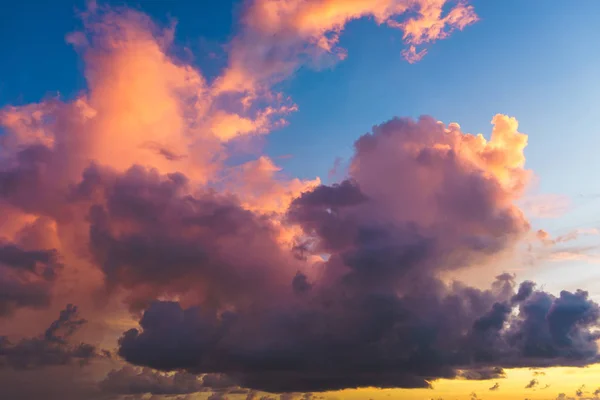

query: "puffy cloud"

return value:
[525, 379, 539, 389]
[0, 3, 308, 190]
[76, 163, 303, 312]
[116, 116, 599, 392]
[226, 156, 320, 215]
[458, 367, 506, 380]
[1, 1, 598, 398]
[0, 1, 317, 317]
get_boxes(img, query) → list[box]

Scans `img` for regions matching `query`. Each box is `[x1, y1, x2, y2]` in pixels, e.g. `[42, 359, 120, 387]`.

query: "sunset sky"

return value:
[1, 1, 600, 399]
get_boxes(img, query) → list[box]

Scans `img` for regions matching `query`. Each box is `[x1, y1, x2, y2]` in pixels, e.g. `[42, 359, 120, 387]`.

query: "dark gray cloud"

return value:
[0, 242, 62, 316]
[525, 379, 539, 389]
[114, 117, 599, 393]
[99, 366, 206, 395]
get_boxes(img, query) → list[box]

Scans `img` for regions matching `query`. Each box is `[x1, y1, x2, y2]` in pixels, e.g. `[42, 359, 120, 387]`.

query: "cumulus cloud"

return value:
[117, 116, 598, 392]
[555, 386, 600, 400]
[1, 1, 599, 398]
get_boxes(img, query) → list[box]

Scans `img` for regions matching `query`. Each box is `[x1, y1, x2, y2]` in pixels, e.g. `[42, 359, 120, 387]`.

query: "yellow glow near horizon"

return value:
[185, 365, 600, 400]
[320, 365, 600, 400]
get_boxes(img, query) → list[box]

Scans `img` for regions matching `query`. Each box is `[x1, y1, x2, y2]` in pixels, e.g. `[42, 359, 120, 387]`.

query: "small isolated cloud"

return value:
[531, 370, 546, 376]
[489, 382, 500, 391]
[526, 379, 539, 389]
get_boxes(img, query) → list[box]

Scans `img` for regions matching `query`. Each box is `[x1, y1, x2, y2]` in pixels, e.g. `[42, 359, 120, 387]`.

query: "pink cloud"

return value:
[216, 0, 478, 95]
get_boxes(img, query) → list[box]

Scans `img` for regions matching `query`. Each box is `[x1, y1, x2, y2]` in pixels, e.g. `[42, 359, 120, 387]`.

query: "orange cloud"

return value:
[228, 156, 320, 214]
[216, 0, 478, 94]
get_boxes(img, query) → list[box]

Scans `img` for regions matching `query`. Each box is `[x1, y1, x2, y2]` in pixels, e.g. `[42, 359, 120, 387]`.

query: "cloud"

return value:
[530, 228, 600, 266]
[75, 163, 303, 312]
[530, 368, 547, 378]
[525, 379, 539, 389]
[489, 382, 500, 391]
[99, 366, 207, 395]
[554, 385, 600, 400]
[116, 116, 598, 392]
[0, 2, 598, 398]
[0, 305, 97, 369]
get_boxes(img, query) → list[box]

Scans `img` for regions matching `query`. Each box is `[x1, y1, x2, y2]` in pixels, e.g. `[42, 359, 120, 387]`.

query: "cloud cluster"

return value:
[0, 1, 599, 398]
[117, 117, 598, 392]
[0, 305, 97, 369]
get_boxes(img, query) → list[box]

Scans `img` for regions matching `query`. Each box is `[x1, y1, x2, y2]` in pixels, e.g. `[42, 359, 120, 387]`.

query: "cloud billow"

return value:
[116, 116, 600, 392]
[0, 2, 598, 397]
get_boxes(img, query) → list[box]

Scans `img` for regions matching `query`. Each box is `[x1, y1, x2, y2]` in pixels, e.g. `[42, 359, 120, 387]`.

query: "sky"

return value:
[1, 1, 600, 399]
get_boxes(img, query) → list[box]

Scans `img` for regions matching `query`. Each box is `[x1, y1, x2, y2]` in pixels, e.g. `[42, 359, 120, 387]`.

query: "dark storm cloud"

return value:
[113, 116, 599, 393]
[458, 367, 506, 380]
